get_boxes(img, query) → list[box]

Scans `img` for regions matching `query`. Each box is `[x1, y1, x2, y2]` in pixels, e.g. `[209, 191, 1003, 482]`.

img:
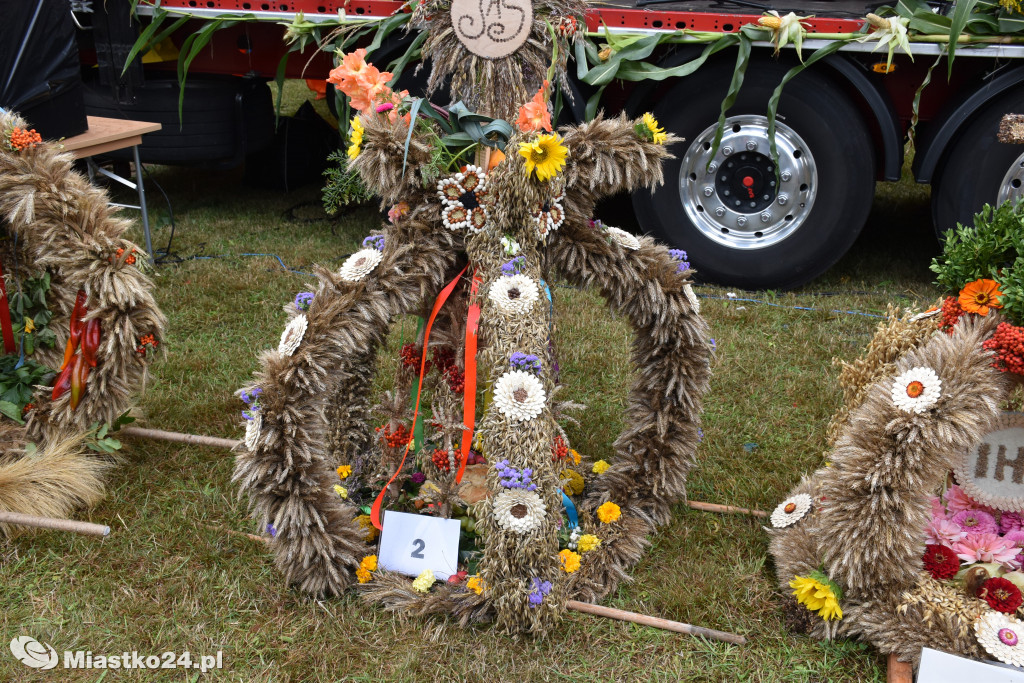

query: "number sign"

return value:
[378, 510, 461, 580]
[956, 413, 1024, 513]
[918, 647, 1024, 682]
[450, 0, 533, 59]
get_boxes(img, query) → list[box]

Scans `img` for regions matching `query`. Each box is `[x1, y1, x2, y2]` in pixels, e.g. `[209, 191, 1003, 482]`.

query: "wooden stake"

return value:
[688, 500, 767, 518]
[886, 654, 913, 683]
[199, 523, 268, 544]
[119, 426, 240, 450]
[0, 511, 109, 537]
[566, 600, 747, 644]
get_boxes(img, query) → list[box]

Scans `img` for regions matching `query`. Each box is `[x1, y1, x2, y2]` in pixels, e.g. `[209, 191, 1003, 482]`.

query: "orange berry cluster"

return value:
[983, 322, 1024, 375]
[377, 422, 412, 449]
[135, 334, 158, 355]
[939, 296, 967, 333]
[22, 402, 35, 415]
[115, 247, 137, 265]
[431, 447, 452, 472]
[551, 434, 569, 462]
[7, 127, 42, 151]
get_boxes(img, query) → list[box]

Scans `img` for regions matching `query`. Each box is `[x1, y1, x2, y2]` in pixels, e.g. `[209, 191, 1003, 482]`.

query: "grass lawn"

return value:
[0, 87, 945, 681]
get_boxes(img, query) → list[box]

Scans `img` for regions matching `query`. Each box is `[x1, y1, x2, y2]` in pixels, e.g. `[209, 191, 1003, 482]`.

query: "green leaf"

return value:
[581, 34, 662, 86]
[615, 35, 740, 82]
[708, 35, 752, 164]
[365, 12, 413, 55]
[386, 31, 427, 88]
[585, 85, 607, 122]
[273, 51, 290, 125]
[948, 0, 980, 77]
[402, 98, 425, 178]
[0, 401, 24, 425]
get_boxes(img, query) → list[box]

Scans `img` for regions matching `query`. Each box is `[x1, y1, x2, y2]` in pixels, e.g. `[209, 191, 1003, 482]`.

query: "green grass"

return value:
[0, 93, 945, 681]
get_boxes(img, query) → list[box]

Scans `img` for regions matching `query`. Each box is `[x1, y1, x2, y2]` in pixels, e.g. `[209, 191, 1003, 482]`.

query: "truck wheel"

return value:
[931, 88, 1024, 237]
[632, 60, 875, 290]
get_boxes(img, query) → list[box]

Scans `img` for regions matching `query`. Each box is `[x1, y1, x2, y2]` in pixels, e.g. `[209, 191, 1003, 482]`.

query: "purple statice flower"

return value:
[528, 577, 552, 607]
[501, 256, 526, 276]
[362, 234, 386, 251]
[668, 249, 691, 272]
[294, 291, 315, 311]
[494, 460, 537, 491]
[709, 338, 716, 351]
[510, 352, 541, 374]
[697, 428, 704, 442]
[410, 472, 426, 485]
[266, 523, 277, 538]
[241, 387, 263, 420]
[588, 219, 604, 230]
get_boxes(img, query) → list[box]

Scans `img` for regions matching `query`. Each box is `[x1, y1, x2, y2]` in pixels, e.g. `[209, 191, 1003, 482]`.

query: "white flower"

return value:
[890, 366, 942, 414]
[975, 610, 1024, 668]
[488, 274, 540, 316]
[493, 370, 547, 422]
[338, 248, 383, 282]
[278, 314, 308, 356]
[501, 235, 521, 255]
[532, 191, 565, 238]
[684, 284, 700, 313]
[437, 166, 488, 233]
[605, 226, 640, 250]
[492, 488, 547, 534]
[770, 493, 812, 528]
[412, 569, 436, 593]
[244, 411, 262, 450]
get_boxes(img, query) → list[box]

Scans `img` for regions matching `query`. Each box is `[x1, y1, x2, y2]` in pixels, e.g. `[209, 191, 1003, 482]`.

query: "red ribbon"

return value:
[371, 265, 468, 530]
[0, 263, 16, 354]
[455, 271, 482, 484]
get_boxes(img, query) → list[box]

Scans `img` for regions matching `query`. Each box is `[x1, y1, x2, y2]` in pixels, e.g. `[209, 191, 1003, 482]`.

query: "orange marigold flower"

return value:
[958, 278, 1004, 316]
[516, 80, 552, 133]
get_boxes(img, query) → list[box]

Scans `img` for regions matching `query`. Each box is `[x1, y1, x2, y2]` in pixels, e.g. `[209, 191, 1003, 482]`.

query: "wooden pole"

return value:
[119, 426, 240, 450]
[199, 523, 268, 544]
[0, 511, 109, 537]
[886, 654, 913, 683]
[565, 600, 747, 645]
[688, 500, 767, 518]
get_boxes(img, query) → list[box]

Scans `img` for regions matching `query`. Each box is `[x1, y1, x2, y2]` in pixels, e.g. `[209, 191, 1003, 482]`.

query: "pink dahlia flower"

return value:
[951, 509, 999, 536]
[944, 484, 995, 515]
[953, 532, 1020, 566]
[926, 516, 967, 548]
[1003, 512, 1024, 534]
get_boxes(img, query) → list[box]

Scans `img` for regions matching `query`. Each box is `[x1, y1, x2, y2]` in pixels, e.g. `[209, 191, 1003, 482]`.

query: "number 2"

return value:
[410, 538, 425, 559]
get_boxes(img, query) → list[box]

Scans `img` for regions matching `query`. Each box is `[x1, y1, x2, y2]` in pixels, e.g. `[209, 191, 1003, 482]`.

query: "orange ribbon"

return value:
[456, 270, 482, 483]
[371, 265, 468, 530]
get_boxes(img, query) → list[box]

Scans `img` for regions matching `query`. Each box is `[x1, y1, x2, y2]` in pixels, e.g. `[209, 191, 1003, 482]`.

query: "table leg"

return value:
[132, 145, 154, 264]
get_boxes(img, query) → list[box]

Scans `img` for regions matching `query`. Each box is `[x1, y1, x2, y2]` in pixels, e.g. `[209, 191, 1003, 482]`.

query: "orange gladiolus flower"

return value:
[327, 49, 394, 112]
[516, 80, 552, 133]
[958, 278, 1004, 316]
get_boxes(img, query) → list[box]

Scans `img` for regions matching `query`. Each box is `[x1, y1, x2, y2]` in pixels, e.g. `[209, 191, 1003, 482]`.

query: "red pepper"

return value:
[51, 360, 74, 400]
[81, 318, 101, 368]
[70, 354, 89, 411]
[59, 336, 76, 371]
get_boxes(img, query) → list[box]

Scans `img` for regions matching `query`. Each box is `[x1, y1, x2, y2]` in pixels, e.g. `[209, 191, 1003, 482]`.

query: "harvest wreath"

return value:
[768, 201, 1024, 667]
[0, 110, 165, 535]
[235, 0, 712, 635]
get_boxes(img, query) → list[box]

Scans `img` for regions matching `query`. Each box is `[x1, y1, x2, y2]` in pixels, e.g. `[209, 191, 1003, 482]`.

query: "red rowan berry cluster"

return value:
[983, 322, 1024, 375]
[431, 447, 453, 472]
[377, 422, 412, 448]
[7, 127, 42, 151]
[939, 296, 967, 333]
[551, 435, 569, 462]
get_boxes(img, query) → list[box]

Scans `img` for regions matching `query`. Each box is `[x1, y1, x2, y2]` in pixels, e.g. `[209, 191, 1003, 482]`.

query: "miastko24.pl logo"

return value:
[9, 636, 223, 672]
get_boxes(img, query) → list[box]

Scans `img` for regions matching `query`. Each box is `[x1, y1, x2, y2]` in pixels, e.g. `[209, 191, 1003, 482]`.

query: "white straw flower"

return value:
[338, 248, 383, 282]
[890, 366, 942, 414]
[770, 493, 812, 528]
[975, 610, 1024, 668]
[493, 370, 547, 422]
[245, 411, 262, 450]
[684, 284, 700, 313]
[492, 489, 547, 534]
[278, 314, 308, 356]
[488, 274, 540, 315]
[606, 226, 640, 250]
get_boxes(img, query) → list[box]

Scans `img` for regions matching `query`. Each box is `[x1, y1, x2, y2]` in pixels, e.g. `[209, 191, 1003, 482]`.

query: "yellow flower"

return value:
[23, 317, 35, 333]
[790, 575, 843, 621]
[597, 501, 621, 524]
[592, 460, 610, 475]
[559, 548, 581, 573]
[347, 116, 364, 160]
[356, 567, 372, 583]
[356, 514, 379, 543]
[333, 485, 348, 499]
[337, 465, 352, 479]
[518, 133, 568, 182]
[412, 569, 435, 593]
[466, 576, 485, 595]
[360, 555, 377, 572]
[577, 534, 601, 552]
[561, 469, 585, 496]
[640, 113, 667, 145]
[598, 47, 612, 62]
[570, 449, 581, 465]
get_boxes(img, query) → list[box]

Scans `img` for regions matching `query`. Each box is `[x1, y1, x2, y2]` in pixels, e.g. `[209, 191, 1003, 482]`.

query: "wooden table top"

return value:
[62, 116, 162, 159]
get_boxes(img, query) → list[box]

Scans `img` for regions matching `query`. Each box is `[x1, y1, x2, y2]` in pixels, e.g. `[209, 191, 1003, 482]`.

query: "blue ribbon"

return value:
[561, 491, 579, 529]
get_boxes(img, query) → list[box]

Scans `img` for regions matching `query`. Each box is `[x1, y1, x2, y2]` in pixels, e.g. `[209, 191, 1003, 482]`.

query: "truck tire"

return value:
[632, 58, 875, 290]
[931, 87, 1024, 237]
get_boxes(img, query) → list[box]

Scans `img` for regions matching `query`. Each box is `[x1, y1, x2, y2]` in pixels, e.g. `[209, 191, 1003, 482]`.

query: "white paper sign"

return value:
[378, 511, 461, 580]
[918, 647, 1024, 682]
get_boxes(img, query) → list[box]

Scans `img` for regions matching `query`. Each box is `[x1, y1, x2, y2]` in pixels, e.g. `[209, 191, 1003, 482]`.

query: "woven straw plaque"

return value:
[956, 413, 1024, 512]
[450, 0, 533, 59]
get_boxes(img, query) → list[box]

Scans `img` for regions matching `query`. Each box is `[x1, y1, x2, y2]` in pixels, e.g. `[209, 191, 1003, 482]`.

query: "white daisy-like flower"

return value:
[492, 488, 547, 534]
[488, 274, 540, 316]
[501, 235, 521, 255]
[338, 248, 383, 282]
[606, 226, 641, 250]
[493, 370, 547, 422]
[437, 165, 488, 233]
[244, 411, 262, 450]
[890, 366, 942, 414]
[684, 284, 700, 313]
[278, 314, 308, 356]
[976, 610, 1024, 668]
[770, 493, 812, 528]
[532, 191, 566, 238]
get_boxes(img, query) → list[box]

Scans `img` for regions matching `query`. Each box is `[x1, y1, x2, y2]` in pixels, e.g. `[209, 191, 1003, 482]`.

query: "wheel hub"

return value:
[997, 150, 1024, 207]
[679, 115, 817, 250]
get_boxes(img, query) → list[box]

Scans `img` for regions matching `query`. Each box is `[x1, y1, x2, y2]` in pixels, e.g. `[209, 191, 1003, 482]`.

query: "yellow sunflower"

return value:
[640, 113, 667, 145]
[347, 116, 364, 160]
[790, 574, 843, 621]
[518, 133, 568, 182]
